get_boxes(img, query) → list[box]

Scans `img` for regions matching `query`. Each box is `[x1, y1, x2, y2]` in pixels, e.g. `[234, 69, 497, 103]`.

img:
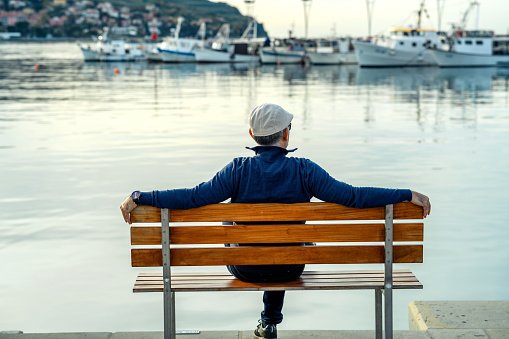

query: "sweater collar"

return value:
[246, 146, 298, 156]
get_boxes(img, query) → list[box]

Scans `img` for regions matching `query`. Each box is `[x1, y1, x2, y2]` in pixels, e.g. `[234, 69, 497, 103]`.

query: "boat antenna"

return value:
[302, 0, 312, 39]
[365, 0, 375, 37]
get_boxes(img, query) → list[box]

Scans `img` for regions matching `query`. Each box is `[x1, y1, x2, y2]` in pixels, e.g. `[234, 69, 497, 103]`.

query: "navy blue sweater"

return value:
[139, 146, 412, 208]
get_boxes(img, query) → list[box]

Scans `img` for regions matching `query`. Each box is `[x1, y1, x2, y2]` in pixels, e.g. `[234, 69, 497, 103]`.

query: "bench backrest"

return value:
[130, 202, 423, 268]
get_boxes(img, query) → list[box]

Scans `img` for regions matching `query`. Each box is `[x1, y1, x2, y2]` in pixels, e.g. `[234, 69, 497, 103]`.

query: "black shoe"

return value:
[254, 320, 277, 338]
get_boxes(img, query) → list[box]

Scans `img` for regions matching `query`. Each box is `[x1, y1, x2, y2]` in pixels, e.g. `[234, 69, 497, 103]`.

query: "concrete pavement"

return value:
[2, 300, 508, 339]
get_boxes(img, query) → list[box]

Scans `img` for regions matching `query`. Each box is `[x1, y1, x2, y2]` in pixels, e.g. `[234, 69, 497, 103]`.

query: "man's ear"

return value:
[249, 129, 255, 139]
[282, 128, 289, 142]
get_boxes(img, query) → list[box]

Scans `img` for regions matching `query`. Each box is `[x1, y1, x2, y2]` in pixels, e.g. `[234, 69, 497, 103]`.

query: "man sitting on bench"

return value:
[120, 102, 431, 339]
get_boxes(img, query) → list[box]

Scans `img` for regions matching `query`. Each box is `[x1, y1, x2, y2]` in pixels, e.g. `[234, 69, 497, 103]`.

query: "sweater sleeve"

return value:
[305, 160, 412, 208]
[138, 162, 235, 209]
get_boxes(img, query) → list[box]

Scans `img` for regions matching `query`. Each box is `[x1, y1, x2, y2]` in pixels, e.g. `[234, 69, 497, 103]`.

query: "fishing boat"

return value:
[430, 30, 509, 67]
[259, 39, 306, 64]
[158, 17, 206, 63]
[428, 2, 509, 67]
[78, 29, 146, 62]
[353, 0, 441, 67]
[306, 39, 342, 65]
[193, 24, 260, 63]
[338, 38, 358, 64]
[306, 38, 358, 65]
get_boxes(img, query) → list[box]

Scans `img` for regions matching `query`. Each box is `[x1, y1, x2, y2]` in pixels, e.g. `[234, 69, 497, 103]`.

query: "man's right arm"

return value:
[120, 161, 236, 224]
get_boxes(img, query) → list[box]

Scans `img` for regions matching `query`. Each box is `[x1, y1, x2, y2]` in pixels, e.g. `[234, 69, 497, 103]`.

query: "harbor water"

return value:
[1, 42, 508, 333]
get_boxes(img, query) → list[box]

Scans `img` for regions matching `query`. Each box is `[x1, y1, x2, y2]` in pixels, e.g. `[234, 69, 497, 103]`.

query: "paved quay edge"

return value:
[2, 329, 508, 339]
[3, 300, 508, 339]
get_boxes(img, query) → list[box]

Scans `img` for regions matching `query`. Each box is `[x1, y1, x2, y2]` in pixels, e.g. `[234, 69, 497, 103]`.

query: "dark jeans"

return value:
[227, 264, 305, 325]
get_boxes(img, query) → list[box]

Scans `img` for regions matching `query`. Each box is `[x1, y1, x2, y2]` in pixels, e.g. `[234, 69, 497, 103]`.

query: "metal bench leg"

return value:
[162, 209, 175, 339]
[375, 289, 382, 339]
[384, 286, 393, 339]
[384, 204, 394, 339]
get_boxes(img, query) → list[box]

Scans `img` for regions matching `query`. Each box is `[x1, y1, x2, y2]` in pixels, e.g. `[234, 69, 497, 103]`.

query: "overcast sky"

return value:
[211, 0, 509, 38]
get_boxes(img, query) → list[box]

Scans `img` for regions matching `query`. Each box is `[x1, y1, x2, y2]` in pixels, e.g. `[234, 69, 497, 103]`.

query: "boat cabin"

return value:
[448, 30, 509, 56]
[374, 27, 442, 50]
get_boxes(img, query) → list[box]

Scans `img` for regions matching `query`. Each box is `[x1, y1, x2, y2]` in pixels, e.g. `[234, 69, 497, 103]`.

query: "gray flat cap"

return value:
[248, 103, 293, 137]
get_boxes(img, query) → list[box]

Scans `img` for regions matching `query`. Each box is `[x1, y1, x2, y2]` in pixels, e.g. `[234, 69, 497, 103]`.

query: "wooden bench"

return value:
[130, 202, 424, 339]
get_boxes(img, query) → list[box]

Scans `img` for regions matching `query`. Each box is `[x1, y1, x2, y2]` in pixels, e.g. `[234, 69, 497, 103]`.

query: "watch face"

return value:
[131, 191, 141, 202]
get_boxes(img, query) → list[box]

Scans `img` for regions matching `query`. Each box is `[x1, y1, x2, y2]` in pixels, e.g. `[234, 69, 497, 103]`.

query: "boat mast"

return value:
[175, 17, 183, 40]
[458, 0, 480, 31]
[365, 0, 375, 37]
[416, 0, 425, 29]
[302, 0, 312, 39]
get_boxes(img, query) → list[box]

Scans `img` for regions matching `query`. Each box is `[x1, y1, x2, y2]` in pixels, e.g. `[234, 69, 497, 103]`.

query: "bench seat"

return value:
[134, 269, 423, 292]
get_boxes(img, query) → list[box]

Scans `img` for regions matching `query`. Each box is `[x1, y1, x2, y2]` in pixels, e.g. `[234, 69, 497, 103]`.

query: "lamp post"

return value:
[241, 0, 257, 39]
[302, 0, 312, 39]
[366, 0, 375, 37]
[437, 0, 446, 31]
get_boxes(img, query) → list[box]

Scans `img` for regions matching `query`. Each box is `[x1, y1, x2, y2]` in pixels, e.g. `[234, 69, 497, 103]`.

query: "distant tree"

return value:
[29, 0, 43, 12]
[39, 12, 50, 26]
[10, 21, 29, 35]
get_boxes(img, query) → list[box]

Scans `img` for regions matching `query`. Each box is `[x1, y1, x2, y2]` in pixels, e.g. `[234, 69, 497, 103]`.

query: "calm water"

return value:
[1, 42, 509, 333]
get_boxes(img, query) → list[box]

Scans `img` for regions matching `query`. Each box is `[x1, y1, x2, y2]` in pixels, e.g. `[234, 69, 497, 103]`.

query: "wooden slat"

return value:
[131, 244, 423, 267]
[131, 223, 423, 245]
[136, 271, 419, 281]
[136, 269, 415, 278]
[130, 202, 423, 223]
[133, 270, 423, 292]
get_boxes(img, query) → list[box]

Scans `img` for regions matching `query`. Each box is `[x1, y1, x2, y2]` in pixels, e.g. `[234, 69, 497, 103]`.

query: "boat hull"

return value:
[353, 41, 437, 67]
[80, 47, 100, 61]
[78, 41, 146, 62]
[194, 48, 259, 63]
[341, 51, 358, 64]
[158, 49, 196, 63]
[307, 52, 342, 65]
[260, 48, 304, 64]
[430, 48, 509, 67]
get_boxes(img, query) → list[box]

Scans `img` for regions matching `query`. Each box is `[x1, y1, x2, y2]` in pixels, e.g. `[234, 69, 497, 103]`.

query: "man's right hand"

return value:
[120, 196, 138, 224]
[411, 190, 431, 218]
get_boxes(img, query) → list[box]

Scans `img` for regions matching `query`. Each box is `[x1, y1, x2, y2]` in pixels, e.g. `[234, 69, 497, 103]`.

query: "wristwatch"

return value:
[131, 191, 141, 205]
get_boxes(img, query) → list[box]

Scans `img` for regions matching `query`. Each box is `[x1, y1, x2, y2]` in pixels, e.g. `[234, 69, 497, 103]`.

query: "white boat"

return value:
[430, 30, 509, 67]
[158, 17, 206, 63]
[353, 1, 441, 67]
[354, 27, 441, 67]
[194, 44, 260, 63]
[306, 39, 343, 65]
[306, 38, 358, 65]
[78, 29, 146, 62]
[260, 39, 305, 64]
[193, 24, 260, 63]
[427, 0, 509, 68]
[338, 38, 358, 64]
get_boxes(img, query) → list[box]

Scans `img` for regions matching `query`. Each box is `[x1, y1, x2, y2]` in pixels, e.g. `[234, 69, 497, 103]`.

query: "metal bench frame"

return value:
[131, 202, 423, 339]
